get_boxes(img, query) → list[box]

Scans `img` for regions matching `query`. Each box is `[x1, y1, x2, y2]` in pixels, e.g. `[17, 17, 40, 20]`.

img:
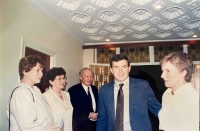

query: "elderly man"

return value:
[68, 67, 98, 131]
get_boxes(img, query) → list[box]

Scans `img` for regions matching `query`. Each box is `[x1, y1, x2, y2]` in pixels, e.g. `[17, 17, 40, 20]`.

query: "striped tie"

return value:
[114, 83, 124, 131]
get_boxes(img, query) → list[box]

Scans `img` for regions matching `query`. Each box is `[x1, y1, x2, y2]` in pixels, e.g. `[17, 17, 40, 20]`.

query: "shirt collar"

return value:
[81, 83, 90, 90]
[114, 77, 129, 88]
[166, 83, 192, 96]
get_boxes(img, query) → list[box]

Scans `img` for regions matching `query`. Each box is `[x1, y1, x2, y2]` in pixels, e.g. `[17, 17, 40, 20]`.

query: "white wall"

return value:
[0, 0, 83, 130]
[83, 49, 94, 67]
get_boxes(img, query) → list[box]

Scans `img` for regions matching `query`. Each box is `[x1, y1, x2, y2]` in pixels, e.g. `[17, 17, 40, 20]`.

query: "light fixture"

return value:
[106, 39, 110, 41]
[193, 34, 197, 37]
[152, 1, 165, 11]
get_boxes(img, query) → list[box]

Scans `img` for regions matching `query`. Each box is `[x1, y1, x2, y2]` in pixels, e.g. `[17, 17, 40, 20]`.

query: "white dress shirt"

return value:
[114, 77, 131, 131]
[43, 88, 73, 131]
[82, 83, 96, 112]
[159, 83, 199, 131]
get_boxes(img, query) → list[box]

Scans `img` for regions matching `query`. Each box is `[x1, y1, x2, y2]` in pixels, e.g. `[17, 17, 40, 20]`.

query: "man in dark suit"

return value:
[68, 67, 98, 131]
[96, 54, 161, 131]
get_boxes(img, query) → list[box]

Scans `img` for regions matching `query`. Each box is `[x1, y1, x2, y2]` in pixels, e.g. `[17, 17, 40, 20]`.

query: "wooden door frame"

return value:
[20, 37, 56, 67]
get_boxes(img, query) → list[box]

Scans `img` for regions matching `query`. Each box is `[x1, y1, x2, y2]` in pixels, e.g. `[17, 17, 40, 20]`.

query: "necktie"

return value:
[88, 87, 93, 111]
[115, 83, 124, 131]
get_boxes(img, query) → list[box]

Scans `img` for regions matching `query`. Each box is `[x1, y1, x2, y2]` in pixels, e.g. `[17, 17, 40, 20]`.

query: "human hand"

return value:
[53, 127, 62, 131]
[89, 112, 98, 120]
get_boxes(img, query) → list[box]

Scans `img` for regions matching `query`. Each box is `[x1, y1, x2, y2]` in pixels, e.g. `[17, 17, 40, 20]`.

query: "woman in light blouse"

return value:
[43, 67, 73, 131]
[7, 55, 62, 131]
[159, 52, 198, 131]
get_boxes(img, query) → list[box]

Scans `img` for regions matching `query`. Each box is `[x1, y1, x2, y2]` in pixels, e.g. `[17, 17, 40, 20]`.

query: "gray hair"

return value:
[79, 67, 94, 77]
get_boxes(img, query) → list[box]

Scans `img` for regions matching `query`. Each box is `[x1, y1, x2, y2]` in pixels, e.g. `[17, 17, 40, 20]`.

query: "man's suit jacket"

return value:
[96, 77, 161, 131]
[68, 83, 98, 131]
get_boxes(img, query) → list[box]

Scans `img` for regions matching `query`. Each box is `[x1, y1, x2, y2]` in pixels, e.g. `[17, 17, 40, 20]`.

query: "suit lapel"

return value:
[106, 82, 115, 124]
[129, 77, 139, 122]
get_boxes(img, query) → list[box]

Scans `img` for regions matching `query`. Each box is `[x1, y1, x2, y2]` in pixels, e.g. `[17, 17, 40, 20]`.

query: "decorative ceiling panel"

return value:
[105, 23, 124, 32]
[90, 0, 116, 8]
[155, 31, 172, 38]
[178, 30, 195, 37]
[129, 9, 152, 20]
[131, 22, 150, 31]
[161, 7, 185, 19]
[158, 21, 177, 30]
[70, 13, 91, 24]
[110, 33, 126, 39]
[54, 0, 81, 10]
[184, 20, 200, 29]
[132, 32, 149, 39]
[130, 0, 152, 5]
[193, 8, 200, 18]
[99, 10, 121, 22]
[80, 25, 99, 33]
[30, 0, 200, 44]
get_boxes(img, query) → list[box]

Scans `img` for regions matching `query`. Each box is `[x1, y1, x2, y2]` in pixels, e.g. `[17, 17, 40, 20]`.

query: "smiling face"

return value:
[23, 62, 43, 87]
[80, 69, 93, 86]
[50, 75, 66, 90]
[161, 61, 186, 91]
[110, 59, 131, 83]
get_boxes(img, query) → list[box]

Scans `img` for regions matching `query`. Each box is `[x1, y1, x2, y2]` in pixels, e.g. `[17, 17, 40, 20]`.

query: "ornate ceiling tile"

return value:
[118, 3, 130, 13]
[178, 30, 195, 37]
[121, 18, 131, 25]
[99, 31, 108, 36]
[131, 22, 150, 31]
[169, 0, 186, 3]
[149, 28, 158, 34]
[54, 0, 81, 10]
[132, 32, 149, 39]
[158, 21, 177, 30]
[93, 20, 103, 27]
[70, 13, 91, 24]
[150, 17, 161, 24]
[110, 33, 126, 39]
[161, 7, 185, 19]
[80, 25, 98, 33]
[130, 0, 152, 5]
[187, 0, 200, 10]
[84, 5, 96, 15]
[99, 10, 121, 22]
[179, 15, 190, 23]
[130, 9, 152, 20]
[155, 31, 172, 38]
[105, 23, 123, 32]
[184, 19, 200, 29]
[193, 8, 200, 18]
[88, 34, 104, 40]
[124, 29, 133, 35]
[90, 0, 116, 8]
[173, 27, 182, 32]
[31, 0, 200, 44]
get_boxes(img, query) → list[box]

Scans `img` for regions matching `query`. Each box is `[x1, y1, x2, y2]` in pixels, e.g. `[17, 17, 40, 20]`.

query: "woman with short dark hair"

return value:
[43, 67, 73, 131]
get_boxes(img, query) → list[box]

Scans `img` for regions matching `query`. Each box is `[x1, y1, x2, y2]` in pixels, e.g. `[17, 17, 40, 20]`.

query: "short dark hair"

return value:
[160, 52, 193, 82]
[110, 54, 130, 67]
[19, 55, 44, 80]
[46, 67, 66, 87]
